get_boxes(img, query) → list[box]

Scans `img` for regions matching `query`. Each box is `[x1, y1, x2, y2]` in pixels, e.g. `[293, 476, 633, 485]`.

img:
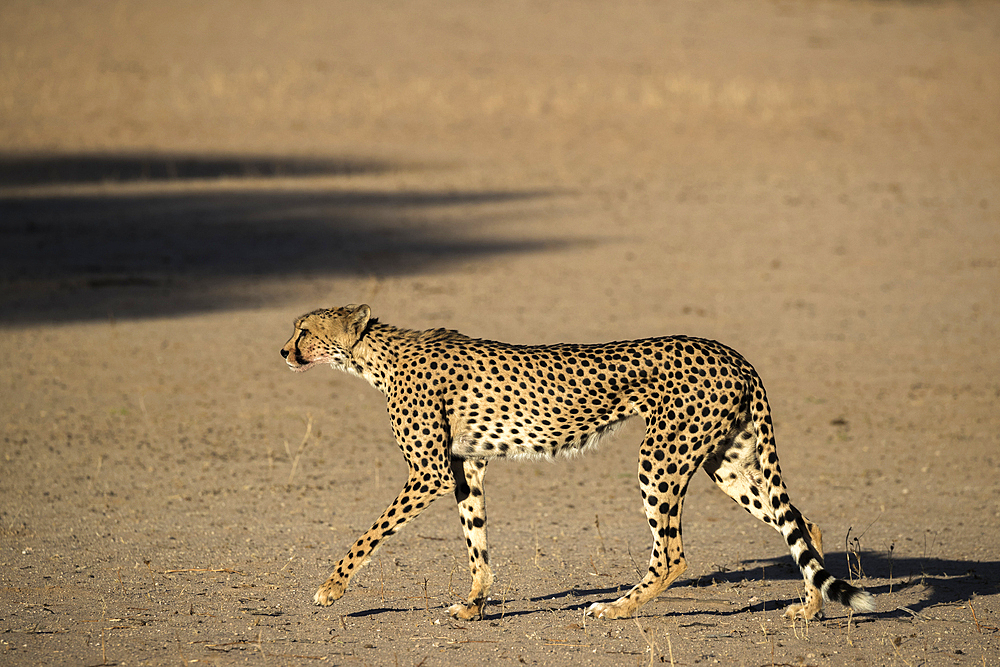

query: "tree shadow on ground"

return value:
[0, 152, 570, 323]
[0, 152, 394, 187]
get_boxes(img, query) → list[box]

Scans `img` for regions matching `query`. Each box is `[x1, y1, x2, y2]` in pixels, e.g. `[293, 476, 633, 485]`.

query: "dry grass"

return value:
[285, 414, 313, 485]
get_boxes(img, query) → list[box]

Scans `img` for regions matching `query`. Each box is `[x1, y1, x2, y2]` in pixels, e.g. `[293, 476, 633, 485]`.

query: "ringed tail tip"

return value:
[850, 590, 876, 613]
[827, 578, 876, 613]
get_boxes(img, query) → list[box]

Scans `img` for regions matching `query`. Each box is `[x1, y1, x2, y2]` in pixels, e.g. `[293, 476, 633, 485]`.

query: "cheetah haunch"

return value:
[282, 304, 874, 621]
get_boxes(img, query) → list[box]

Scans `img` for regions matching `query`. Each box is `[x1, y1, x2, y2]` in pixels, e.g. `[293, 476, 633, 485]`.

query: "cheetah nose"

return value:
[280, 348, 289, 359]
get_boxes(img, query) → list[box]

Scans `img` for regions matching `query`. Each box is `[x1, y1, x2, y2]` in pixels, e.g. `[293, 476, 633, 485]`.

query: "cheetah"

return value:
[281, 304, 875, 621]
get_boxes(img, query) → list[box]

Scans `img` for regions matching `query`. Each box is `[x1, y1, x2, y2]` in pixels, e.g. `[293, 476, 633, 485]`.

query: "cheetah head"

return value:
[281, 304, 372, 373]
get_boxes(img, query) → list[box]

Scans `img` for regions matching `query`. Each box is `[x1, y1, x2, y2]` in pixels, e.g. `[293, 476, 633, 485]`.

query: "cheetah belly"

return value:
[450, 413, 637, 461]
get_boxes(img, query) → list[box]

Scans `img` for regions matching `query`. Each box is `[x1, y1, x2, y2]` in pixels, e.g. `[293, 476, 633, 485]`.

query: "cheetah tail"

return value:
[821, 573, 877, 612]
[783, 512, 876, 613]
[782, 509, 876, 613]
[746, 369, 875, 614]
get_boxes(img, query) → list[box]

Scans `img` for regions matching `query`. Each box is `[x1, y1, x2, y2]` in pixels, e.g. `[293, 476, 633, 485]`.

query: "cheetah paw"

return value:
[447, 601, 485, 621]
[313, 581, 347, 606]
[585, 601, 634, 620]
[783, 603, 824, 621]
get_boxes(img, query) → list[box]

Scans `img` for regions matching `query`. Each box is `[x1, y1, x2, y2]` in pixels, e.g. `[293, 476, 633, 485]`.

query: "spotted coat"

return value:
[281, 304, 875, 620]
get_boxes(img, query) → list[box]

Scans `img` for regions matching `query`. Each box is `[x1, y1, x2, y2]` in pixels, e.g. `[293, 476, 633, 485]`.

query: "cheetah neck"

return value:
[347, 321, 414, 395]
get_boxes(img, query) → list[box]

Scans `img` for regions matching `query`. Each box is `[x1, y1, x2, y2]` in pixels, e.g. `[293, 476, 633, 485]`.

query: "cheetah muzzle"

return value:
[281, 304, 875, 621]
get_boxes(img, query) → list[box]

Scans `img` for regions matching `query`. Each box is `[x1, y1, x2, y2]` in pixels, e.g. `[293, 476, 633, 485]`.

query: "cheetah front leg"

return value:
[447, 457, 493, 620]
[314, 471, 455, 606]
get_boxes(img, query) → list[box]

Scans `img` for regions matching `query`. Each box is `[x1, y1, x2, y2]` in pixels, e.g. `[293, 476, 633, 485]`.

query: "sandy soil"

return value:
[1, 1, 998, 665]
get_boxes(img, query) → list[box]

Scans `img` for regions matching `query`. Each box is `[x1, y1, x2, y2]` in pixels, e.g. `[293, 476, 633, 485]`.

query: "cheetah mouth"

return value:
[284, 350, 320, 371]
[286, 359, 318, 372]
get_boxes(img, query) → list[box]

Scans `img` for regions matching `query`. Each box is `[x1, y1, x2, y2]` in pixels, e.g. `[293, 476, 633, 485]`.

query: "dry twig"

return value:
[286, 414, 313, 484]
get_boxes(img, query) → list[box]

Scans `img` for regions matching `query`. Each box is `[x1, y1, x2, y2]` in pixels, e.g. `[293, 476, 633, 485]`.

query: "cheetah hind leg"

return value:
[704, 416, 852, 621]
[783, 517, 825, 621]
[586, 420, 696, 619]
[446, 458, 494, 620]
[707, 446, 870, 619]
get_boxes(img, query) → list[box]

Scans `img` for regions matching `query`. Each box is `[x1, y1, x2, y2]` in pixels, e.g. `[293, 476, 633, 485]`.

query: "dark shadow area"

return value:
[530, 552, 999, 619]
[0, 152, 393, 187]
[346, 605, 425, 619]
[0, 153, 569, 323]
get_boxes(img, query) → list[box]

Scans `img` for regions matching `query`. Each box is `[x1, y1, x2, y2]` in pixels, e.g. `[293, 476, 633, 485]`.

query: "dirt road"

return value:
[2, 1, 998, 664]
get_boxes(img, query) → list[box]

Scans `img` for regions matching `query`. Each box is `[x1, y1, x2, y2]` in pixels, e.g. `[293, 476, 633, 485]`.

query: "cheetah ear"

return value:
[346, 304, 371, 339]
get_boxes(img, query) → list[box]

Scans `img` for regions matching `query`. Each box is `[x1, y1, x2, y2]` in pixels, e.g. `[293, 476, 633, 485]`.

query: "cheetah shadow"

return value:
[335, 553, 997, 622]
[519, 552, 999, 621]
[346, 606, 416, 619]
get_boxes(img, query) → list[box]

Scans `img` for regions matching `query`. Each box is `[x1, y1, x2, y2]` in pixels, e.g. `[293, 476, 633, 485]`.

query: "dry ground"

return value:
[1, 1, 998, 665]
